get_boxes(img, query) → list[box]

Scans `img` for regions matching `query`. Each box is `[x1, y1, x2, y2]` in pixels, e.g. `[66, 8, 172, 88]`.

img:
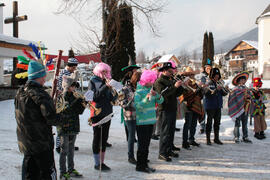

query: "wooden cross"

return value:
[4, 1, 27, 87]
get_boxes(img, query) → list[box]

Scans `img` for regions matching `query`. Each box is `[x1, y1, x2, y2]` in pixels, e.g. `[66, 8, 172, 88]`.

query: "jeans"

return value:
[59, 135, 77, 174]
[125, 120, 136, 159]
[159, 110, 176, 156]
[234, 113, 248, 138]
[183, 111, 198, 143]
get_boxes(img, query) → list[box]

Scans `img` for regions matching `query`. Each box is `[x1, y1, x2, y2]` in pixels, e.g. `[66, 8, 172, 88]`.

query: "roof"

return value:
[0, 34, 39, 47]
[256, 4, 270, 23]
[46, 52, 101, 64]
[157, 54, 180, 64]
[242, 40, 258, 49]
[225, 40, 258, 57]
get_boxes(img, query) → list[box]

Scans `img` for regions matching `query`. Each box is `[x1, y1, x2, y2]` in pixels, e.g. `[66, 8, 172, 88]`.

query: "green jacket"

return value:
[154, 74, 185, 111]
[134, 84, 163, 125]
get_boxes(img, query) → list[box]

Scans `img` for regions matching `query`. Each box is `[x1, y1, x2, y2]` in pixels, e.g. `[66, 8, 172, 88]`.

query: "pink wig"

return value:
[139, 70, 157, 86]
[93, 62, 112, 79]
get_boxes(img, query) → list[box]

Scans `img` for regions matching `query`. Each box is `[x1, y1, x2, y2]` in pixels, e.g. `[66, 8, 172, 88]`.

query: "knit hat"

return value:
[67, 48, 78, 66]
[205, 58, 212, 67]
[209, 67, 221, 80]
[253, 77, 262, 87]
[27, 60, 46, 80]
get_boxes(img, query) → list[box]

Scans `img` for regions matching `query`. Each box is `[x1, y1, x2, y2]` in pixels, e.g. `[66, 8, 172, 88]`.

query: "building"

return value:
[225, 40, 258, 77]
[256, 4, 270, 79]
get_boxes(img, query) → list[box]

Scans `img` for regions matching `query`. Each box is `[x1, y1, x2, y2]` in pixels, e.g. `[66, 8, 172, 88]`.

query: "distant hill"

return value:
[171, 27, 258, 56]
[214, 27, 258, 54]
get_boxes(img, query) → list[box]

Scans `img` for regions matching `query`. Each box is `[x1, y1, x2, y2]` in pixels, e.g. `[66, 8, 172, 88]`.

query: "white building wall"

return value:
[258, 16, 270, 75]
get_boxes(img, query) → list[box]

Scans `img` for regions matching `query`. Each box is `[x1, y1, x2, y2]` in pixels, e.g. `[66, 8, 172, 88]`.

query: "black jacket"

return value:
[154, 74, 185, 111]
[88, 76, 118, 123]
[15, 80, 67, 155]
[57, 91, 85, 135]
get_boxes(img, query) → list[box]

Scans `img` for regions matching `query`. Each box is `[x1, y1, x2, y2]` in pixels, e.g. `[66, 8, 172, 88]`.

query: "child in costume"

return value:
[251, 77, 267, 140]
[134, 70, 164, 173]
[58, 72, 85, 180]
[228, 72, 252, 143]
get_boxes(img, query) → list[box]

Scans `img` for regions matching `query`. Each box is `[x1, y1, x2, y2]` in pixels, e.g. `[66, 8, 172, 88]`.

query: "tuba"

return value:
[45, 88, 66, 114]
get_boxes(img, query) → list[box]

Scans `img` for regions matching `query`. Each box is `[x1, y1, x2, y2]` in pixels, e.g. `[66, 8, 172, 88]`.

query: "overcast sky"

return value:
[2, 0, 270, 57]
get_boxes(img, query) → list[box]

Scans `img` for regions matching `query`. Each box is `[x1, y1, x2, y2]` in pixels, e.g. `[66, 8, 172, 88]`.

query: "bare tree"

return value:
[56, 0, 168, 53]
[136, 50, 146, 64]
[178, 49, 190, 66]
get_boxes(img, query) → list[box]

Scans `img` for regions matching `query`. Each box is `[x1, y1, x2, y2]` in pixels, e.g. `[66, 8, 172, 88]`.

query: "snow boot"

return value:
[214, 129, 223, 145]
[260, 131, 266, 139]
[254, 133, 263, 140]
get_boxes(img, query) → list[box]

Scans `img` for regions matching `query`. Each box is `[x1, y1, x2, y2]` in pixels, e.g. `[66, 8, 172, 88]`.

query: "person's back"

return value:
[15, 80, 56, 155]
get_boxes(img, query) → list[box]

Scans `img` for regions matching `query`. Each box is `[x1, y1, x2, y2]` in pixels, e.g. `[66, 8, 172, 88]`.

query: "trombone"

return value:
[216, 80, 231, 94]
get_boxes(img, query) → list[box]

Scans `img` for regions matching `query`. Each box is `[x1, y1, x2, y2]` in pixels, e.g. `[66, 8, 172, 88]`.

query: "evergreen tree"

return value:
[101, 2, 136, 81]
[207, 32, 214, 66]
[202, 31, 208, 67]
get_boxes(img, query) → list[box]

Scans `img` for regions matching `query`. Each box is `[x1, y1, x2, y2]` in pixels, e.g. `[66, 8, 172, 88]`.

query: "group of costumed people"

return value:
[14, 43, 268, 180]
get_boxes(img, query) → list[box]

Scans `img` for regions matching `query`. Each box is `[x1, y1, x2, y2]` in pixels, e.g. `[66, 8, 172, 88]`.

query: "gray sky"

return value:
[2, 0, 270, 57]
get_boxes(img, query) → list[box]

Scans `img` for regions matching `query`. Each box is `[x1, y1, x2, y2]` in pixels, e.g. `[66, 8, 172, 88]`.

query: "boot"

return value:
[214, 129, 223, 145]
[260, 131, 266, 139]
[136, 151, 150, 173]
[254, 132, 263, 140]
[206, 132, 211, 145]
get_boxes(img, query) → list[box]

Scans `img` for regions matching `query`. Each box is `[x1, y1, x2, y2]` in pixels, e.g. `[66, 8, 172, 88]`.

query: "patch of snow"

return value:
[1, 100, 270, 179]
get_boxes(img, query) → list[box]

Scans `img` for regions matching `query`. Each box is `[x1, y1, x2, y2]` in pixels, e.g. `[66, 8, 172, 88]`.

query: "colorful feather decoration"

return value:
[18, 56, 30, 64]
[15, 72, 28, 79]
[22, 48, 35, 60]
[16, 63, 29, 70]
[29, 43, 40, 59]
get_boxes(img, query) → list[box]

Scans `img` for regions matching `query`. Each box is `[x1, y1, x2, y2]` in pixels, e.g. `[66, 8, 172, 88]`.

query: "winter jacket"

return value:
[153, 74, 185, 112]
[57, 91, 85, 135]
[134, 84, 164, 125]
[118, 82, 136, 121]
[88, 76, 118, 123]
[14, 80, 68, 155]
[204, 79, 228, 110]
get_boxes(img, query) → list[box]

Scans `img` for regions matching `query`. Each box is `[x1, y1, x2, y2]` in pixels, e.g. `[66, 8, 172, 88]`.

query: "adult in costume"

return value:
[119, 70, 141, 165]
[154, 62, 185, 162]
[88, 62, 118, 171]
[181, 67, 204, 150]
[15, 60, 72, 180]
[228, 72, 252, 143]
[204, 68, 228, 145]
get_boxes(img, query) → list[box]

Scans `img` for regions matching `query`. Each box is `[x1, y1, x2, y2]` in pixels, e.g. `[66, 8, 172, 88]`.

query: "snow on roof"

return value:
[157, 54, 180, 64]
[0, 33, 38, 46]
[242, 40, 258, 50]
[256, 4, 270, 23]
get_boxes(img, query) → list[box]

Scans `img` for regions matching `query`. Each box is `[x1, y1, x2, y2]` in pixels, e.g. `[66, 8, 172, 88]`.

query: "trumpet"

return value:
[73, 91, 102, 116]
[216, 80, 231, 93]
[172, 74, 198, 93]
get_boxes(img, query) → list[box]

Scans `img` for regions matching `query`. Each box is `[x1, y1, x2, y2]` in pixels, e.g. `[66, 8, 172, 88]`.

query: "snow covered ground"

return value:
[1, 99, 270, 180]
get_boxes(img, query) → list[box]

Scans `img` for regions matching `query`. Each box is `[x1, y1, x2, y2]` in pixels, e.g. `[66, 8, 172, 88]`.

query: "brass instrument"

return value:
[73, 91, 102, 116]
[45, 88, 66, 113]
[172, 74, 198, 93]
[216, 80, 231, 94]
